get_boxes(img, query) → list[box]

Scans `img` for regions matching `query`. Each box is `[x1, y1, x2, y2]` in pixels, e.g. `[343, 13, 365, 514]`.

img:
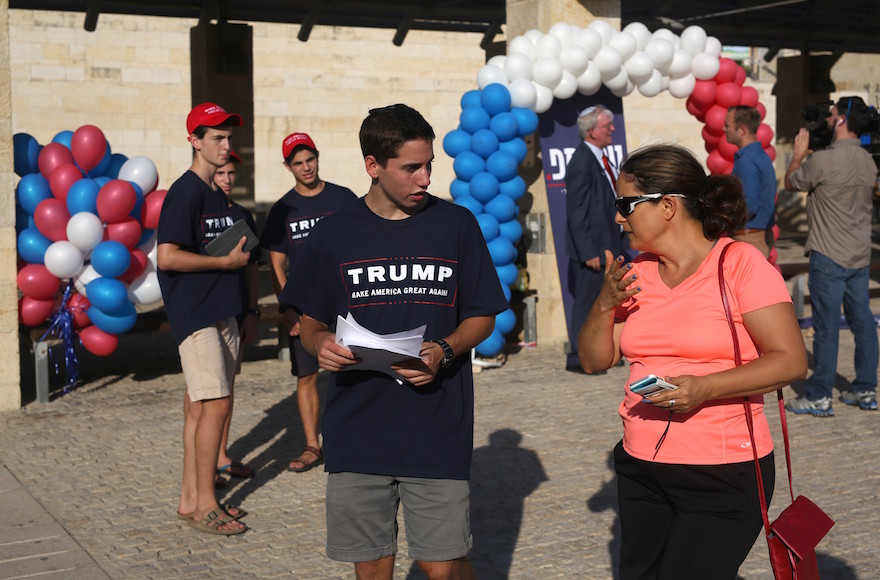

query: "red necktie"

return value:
[602, 154, 617, 189]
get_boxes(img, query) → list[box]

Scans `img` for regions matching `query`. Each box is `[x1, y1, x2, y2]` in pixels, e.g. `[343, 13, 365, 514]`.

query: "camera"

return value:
[801, 99, 880, 169]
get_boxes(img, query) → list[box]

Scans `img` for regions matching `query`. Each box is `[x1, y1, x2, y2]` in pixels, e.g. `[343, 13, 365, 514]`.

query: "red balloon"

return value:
[704, 140, 718, 155]
[49, 163, 84, 201]
[702, 126, 723, 149]
[764, 144, 777, 162]
[80, 325, 119, 356]
[38, 142, 75, 180]
[715, 83, 742, 109]
[141, 189, 168, 230]
[718, 138, 738, 162]
[739, 86, 759, 107]
[690, 79, 717, 109]
[68, 293, 91, 328]
[17, 264, 61, 300]
[71, 125, 108, 173]
[19, 296, 55, 327]
[756, 102, 767, 121]
[119, 249, 149, 283]
[757, 123, 774, 147]
[96, 179, 137, 223]
[734, 66, 746, 87]
[715, 58, 739, 84]
[704, 105, 728, 132]
[106, 217, 143, 249]
[33, 198, 71, 241]
[707, 150, 733, 175]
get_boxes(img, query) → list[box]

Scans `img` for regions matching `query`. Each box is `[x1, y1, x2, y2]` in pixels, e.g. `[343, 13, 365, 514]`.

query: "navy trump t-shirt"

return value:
[282, 195, 507, 480]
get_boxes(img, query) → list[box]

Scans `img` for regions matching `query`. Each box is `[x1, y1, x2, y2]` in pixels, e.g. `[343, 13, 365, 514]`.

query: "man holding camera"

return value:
[784, 96, 879, 416]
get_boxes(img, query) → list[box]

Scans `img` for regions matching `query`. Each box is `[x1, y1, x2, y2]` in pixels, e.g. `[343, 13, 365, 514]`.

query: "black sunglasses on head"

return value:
[614, 193, 686, 217]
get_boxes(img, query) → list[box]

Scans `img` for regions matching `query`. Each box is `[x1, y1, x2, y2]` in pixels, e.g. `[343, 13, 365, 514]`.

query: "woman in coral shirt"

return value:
[578, 144, 807, 579]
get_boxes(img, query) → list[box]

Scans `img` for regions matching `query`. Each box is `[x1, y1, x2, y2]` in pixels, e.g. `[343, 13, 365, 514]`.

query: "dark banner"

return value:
[537, 87, 627, 341]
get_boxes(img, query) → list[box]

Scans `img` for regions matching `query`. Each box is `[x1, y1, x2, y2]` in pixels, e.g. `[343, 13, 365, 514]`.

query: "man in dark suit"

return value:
[564, 105, 628, 372]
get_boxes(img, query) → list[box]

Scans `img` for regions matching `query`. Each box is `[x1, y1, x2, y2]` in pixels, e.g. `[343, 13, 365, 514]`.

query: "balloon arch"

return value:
[444, 21, 776, 357]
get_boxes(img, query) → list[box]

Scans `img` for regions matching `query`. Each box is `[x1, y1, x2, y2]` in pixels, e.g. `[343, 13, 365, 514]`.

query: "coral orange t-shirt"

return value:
[616, 238, 791, 465]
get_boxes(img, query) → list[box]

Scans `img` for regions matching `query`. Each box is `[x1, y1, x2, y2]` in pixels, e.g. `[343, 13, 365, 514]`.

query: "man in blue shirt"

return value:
[724, 105, 777, 258]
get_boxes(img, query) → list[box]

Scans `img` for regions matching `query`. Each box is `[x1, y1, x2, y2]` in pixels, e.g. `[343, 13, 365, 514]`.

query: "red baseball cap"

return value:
[229, 150, 242, 164]
[282, 132, 318, 160]
[186, 102, 243, 135]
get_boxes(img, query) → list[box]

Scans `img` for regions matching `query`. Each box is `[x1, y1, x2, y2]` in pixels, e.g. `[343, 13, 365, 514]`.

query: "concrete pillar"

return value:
[506, 0, 619, 349]
[0, 0, 22, 410]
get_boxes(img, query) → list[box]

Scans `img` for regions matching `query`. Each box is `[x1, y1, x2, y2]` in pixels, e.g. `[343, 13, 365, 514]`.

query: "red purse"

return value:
[718, 243, 834, 580]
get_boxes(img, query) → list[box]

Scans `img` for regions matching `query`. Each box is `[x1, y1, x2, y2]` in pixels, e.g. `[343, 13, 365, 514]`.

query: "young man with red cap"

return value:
[260, 133, 357, 473]
[157, 102, 250, 535]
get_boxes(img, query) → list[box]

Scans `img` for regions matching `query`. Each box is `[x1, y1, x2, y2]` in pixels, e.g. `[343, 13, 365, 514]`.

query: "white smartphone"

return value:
[628, 374, 678, 395]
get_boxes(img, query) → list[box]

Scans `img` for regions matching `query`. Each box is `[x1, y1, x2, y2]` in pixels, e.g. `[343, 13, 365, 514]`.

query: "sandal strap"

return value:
[301, 446, 322, 458]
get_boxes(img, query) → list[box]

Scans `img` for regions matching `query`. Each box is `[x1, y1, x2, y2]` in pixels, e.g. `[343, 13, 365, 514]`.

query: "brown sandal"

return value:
[287, 446, 323, 473]
[186, 508, 248, 536]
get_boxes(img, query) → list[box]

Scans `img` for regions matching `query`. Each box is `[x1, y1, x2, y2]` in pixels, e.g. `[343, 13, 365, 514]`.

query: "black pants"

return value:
[566, 260, 603, 367]
[613, 441, 774, 580]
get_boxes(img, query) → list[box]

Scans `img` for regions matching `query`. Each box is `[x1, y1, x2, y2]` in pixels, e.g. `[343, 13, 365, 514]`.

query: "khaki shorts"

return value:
[179, 317, 239, 402]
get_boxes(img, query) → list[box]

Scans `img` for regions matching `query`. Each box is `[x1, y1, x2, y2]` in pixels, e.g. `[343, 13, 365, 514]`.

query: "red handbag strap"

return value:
[717, 243, 796, 535]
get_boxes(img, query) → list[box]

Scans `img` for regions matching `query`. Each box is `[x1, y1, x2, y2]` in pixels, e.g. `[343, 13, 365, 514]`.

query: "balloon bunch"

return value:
[687, 57, 776, 175]
[14, 126, 167, 359]
[443, 84, 536, 357]
[476, 21, 723, 113]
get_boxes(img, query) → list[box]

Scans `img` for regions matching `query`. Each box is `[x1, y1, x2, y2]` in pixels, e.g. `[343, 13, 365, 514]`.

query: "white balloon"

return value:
[487, 55, 506, 69]
[73, 263, 100, 296]
[692, 52, 721, 80]
[66, 212, 105, 252]
[668, 49, 694, 78]
[638, 70, 665, 97]
[610, 80, 635, 97]
[504, 53, 534, 81]
[668, 73, 696, 98]
[573, 28, 603, 59]
[509, 36, 536, 60]
[559, 45, 590, 77]
[535, 34, 562, 60]
[609, 32, 637, 61]
[508, 78, 538, 110]
[624, 51, 655, 85]
[532, 57, 563, 89]
[623, 22, 652, 50]
[44, 241, 85, 280]
[477, 64, 507, 89]
[594, 46, 623, 76]
[127, 270, 163, 306]
[548, 22, 575, 48]
[576, 62, 602, 95]
[587, 19, 614, 46]
[603, 67, 629, 91]
[644, 38, 675, 72]
[118, 156, 159, 195]
[705, 36, 723, 57]
[533, 84, 554, 114]
[661, 75, 670, 91]
[553, 71, 578, 99]
[651, 28, 677, 44]
[679, 25, 707, 55]
[523, 29, 543, 43]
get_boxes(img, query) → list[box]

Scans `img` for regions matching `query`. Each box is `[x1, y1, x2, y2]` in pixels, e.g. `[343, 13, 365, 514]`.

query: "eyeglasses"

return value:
[614, 193, 686, 217]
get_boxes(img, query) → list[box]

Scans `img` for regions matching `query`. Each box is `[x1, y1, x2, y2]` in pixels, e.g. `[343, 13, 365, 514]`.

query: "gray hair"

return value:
[577, 105, 613, 139]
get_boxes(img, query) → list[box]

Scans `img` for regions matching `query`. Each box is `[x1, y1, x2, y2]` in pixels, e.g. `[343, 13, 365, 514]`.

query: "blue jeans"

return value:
[805, 251, 879, 400]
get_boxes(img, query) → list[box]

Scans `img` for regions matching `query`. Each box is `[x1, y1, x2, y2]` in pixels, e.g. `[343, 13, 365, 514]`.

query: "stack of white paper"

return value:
[335, 313, 427, 381]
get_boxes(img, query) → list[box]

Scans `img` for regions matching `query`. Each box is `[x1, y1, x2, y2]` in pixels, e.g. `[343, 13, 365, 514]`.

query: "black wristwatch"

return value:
[247, 308, 261, 319]
[429, 338, 455, 368]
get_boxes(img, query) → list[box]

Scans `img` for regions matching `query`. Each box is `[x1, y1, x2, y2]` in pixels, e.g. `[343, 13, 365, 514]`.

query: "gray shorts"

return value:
[325, 472, 472, 563]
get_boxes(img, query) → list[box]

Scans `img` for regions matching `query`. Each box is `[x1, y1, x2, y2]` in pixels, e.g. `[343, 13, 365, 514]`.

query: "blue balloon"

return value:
[469, 172, 500, 204]
[86, 277, 129, 315]
[484, 193, 518, 223]
[13, 133, 40, 177]
[137, 227, 155, 247]
[87, 143, 112, 178]
[476, 213, 500, 242]
[17, 227, 52, 264]
[104, 153, 128, 179]
[443, 129, 472, 158]
[476, 329, 505, 357]
[495, 308, 516, 335]
[496, 263, 518, 287]
[461, 90, 481, 109]
[52, 130, 73, 149]
[490, 112, 519, 142]
[480, 84, 512, 116]
[498, 138, 528, 164]
[15, 204, 29, 234]
[94, 176, 111, 188]
[459, 107, 491, 134]
[499, 218, 524, 243]
[16, 173, 52, 215]
[88, 302, 137, 335]
[91, 241, 131, 278]
[486, 151, 519, 182]
[66, 178, 101, 215]
[499, 175, 527, 201]
[452, 151, 485, 182]
[129, 182, 145, 219]
[450, 179, 471, 200]
[488, 237, 517, 266]
[501, 282, 512, 302]
[512, 107, 539, 136]
[470, 129, 499, 159]
[454, 195, 484, 217]
[28, 215, 35, 229]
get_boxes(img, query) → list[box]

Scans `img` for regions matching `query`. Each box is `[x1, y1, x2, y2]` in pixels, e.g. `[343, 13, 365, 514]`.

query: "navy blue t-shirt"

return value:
[157, 170, 243, 344]
[260, 182, 357, 270]
[281, 195, 507, 480]
[228, 200, 260, 314]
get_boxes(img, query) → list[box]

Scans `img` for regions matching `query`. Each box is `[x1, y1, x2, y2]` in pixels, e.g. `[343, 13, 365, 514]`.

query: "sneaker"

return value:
[785, 396, 835, 417]
[838, 390, 878, 411]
